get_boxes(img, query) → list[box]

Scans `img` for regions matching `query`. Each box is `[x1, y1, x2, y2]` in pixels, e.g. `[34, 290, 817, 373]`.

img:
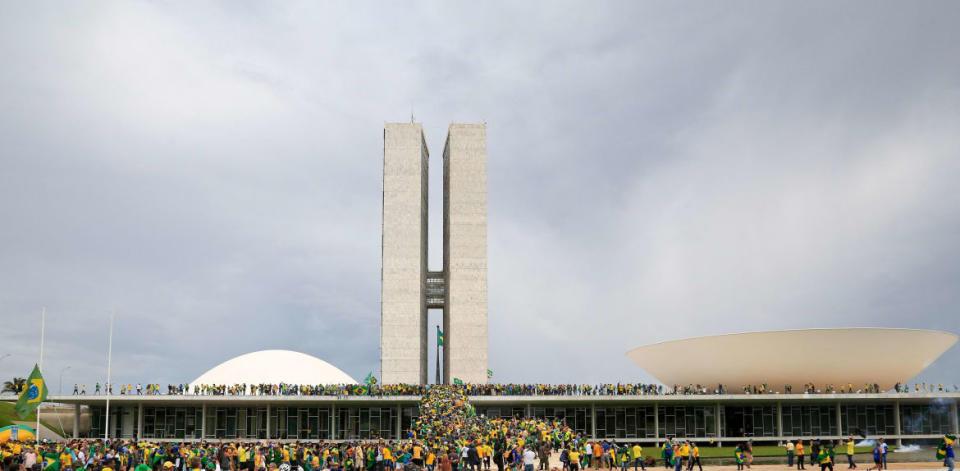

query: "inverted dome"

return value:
[626, 328, 957, 393]
[190, 350, 357, 386]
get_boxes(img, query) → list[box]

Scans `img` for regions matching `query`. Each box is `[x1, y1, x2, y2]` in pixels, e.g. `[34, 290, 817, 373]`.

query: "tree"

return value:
[2, 377, 26, 394]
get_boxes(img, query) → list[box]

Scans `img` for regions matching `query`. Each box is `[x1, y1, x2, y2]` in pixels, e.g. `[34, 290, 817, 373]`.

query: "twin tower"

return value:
[380, 122, 488, 385]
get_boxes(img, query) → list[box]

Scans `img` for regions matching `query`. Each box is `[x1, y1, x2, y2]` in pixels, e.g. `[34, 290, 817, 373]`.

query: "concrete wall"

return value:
[381, 123, 429, 384]
[37, 405, 92, 437]
[442, 123, 488, 384]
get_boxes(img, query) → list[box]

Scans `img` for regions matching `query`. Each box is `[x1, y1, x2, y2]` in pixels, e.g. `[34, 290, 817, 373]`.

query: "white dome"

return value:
[190, 350, 357, 387]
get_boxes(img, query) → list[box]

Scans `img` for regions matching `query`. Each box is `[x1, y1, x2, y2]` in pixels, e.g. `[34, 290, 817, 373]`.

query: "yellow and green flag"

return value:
[936, 434, 956, 460]
[15, 364, 48, 419]
[437, 329, 444, 347]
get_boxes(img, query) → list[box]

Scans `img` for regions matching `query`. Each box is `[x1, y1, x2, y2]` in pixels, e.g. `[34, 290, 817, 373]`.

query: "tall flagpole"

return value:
[37, 307, 45, 441]
[435, 325, 441, 384]
[104, 310, 114, 440]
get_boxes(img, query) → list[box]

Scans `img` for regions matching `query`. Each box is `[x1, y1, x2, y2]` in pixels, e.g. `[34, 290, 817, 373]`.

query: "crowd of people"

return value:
[62, 383, 959, 397]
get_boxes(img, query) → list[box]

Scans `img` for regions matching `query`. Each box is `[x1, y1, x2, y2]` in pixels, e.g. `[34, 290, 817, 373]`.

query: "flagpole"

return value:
[104, 310, 114, 440]
[435, 325, 440, 384]
[37, 307, 45, 441]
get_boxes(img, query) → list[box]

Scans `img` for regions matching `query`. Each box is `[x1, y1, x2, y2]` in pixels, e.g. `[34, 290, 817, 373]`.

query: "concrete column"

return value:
[951, 400, 959, 434]
[527, 403, 532, 418]
[137, 402, 144, 440]
[331, 405, 337, 440]
[265, 404, 271, 440]
[716, 403, 723, 442]
[653, 403, 660, 446]
[201, 404, 207, 439]
[73, 404, 80, 439]
[591, 403, 597, 439]
[836, 402, 843, 438]
[893, 400, 902, 446]
[776, 402, 784, 441]
[397, 404, 402, 439]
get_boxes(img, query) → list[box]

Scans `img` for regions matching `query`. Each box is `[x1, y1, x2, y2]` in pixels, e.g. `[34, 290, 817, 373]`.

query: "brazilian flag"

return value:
[356, 386, 369, 396]
[364, 372, 378, 385]
[936, 434, 956, 460]
[15, 364, 48, 419]
[42, 452, 61, 471]
[453, 378, 463, 385]
[437, 329, 444, 347]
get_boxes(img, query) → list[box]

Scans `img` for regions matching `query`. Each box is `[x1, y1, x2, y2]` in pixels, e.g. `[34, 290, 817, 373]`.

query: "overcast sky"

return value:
[2, 1, 960, 391]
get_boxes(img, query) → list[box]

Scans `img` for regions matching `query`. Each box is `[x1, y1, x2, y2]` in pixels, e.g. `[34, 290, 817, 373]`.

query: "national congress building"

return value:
[41, 123, 960, 446]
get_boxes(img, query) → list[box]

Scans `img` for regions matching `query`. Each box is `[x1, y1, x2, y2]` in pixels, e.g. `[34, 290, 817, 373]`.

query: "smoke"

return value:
[894, 444, 921, 453]
[931, 397, 952, 413]
[856, 439, 875, 447]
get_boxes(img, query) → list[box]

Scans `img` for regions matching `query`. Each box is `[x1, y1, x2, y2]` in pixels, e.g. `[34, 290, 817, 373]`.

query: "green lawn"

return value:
[0, 401, 64, 436]
[680, 445, 887, 459]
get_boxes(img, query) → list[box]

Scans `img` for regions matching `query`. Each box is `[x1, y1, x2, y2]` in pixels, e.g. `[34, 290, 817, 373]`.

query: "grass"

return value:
[0, 401, 64, 436]
[655, 446, 890, 459]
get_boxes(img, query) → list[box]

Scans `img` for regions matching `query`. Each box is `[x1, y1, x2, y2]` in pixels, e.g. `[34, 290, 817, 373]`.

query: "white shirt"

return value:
[523, 450, 537, 466]
[23, 451, 36, 468]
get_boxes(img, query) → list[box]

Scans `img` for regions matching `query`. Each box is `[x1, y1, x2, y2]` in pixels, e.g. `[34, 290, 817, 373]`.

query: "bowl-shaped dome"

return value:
[190, 350, 357, 387]
[626, 328, 957, 393]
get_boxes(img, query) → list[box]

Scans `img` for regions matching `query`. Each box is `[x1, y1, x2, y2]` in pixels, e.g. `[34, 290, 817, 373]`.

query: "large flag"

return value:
[453, 378, 463, 385]
[364, 372, 378, 385]
[15, 364, 47, 419]
[936, 434, 956, 460]
[42, 452, 60, 471]
[437, 329, 444, 347]
[486, 369, 493, 379]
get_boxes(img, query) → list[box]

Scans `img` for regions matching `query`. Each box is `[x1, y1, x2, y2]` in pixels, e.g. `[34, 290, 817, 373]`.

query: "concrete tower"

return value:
[380, 123, 429, 384]
[381, 122, 488, 385]
[441, 124, 488, 384]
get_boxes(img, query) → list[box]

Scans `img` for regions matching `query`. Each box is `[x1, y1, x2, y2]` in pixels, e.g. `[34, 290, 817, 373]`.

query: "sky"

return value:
[2, 1, 960, 391]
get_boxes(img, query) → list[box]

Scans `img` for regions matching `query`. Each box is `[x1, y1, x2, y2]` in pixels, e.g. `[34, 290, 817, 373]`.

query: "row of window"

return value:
[87, 403, 956, 440]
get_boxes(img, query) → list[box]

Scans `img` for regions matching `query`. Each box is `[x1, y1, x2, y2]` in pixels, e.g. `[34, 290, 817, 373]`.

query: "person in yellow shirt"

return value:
[238, 446, 249, 471]
[255, 450, 266, 470]
[631, 443, 644, 471]
[60, 450, 73, 469]
[797, 441, 806, 470]
[412, 444, 423, 467]
[845, 438, 857, 469]
[686, 444, 701, 471]
[426, 451, 437, 471]
[382, 445, 394, 470]
[569, 448, 581, 471]
[673, 442, 683, 471]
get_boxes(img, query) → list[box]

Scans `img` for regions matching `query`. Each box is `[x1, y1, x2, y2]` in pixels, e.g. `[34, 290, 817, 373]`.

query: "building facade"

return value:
[381, 123, 488, 384]
[62, 393, 959, 444]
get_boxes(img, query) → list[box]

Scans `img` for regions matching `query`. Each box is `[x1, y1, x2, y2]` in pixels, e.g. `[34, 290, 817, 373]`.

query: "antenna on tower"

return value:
[410, 105, 415, 123]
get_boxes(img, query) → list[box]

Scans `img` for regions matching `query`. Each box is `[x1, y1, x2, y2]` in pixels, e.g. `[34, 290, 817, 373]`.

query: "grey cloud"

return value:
[1, 1, 960, 390]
